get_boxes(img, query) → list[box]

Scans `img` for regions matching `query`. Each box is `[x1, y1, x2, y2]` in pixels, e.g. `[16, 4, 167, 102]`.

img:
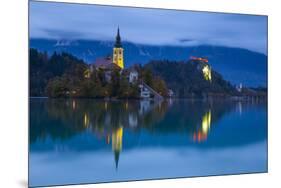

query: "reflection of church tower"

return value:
[112, 126, 123, 170]
[113, 27, 124, 69]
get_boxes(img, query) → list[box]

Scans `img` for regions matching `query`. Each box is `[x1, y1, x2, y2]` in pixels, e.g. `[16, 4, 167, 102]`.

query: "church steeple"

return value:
[114, 27, 122, 48]
[113, 27, 124, 69]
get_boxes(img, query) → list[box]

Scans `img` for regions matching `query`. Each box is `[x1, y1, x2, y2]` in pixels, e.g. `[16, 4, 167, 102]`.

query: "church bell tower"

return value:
[113, 27, 124, 69]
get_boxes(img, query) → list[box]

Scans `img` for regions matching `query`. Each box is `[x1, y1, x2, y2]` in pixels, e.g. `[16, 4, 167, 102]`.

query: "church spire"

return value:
[112, 26, 124, 69]
[114, 27, 122, 48]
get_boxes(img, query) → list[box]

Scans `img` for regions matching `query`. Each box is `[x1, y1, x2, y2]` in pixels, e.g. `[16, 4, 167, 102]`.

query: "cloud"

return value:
[29, 1, 268, 54]
[41, 28, 88, 39]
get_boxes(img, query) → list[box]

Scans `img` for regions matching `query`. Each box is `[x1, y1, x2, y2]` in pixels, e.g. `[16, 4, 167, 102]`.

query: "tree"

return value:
[152, 76, 168, 97]
[142, 68, 153, 87]
[110, 69, 121, 97]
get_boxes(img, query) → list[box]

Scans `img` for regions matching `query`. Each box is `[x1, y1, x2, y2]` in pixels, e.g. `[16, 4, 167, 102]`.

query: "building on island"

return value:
[168, 89, 174, 98]
[129, 70, 138, 84]
[93, 56, 116, 70]
[89, 27, 165, 99]
[139, 84, 151, 98]
[236, 83, 243, 92]
[92, 27, 124, 71]
[139, 82, 164, 100]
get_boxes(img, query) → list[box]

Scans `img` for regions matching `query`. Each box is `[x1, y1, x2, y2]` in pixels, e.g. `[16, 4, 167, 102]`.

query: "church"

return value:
[89, 27, 166, 99]
[91, 27, 141, 85]
[92, 27, 124, 70]
[113, 27, 124, 69]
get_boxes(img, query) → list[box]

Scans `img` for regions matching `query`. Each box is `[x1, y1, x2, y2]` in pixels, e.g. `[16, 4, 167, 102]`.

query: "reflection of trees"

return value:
[30, 99, 169, 143]
[30, 99, 86, 143]
[30, 98, 266, 169]
[140, 100, 236, 143]
[30, 99, 251, 145]
[30, 99, 170, 169]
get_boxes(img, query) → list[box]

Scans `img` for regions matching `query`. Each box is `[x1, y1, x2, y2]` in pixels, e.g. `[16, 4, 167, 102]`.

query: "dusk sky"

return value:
[29, 1, 268, 54]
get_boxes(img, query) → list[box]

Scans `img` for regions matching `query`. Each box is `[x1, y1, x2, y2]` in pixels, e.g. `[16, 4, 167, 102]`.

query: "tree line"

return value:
[30, 48, 168, 98]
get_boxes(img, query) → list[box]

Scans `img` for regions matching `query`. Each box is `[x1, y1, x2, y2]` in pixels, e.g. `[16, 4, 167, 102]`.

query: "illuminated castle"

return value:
[113, 27, 124, 69]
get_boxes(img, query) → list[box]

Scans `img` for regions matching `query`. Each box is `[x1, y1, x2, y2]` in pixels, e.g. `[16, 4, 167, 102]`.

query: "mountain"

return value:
[30, 38, 268, 87]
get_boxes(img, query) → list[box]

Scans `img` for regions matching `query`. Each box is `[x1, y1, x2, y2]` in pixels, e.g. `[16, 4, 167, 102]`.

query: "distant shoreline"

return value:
[29, 96, 267, 101]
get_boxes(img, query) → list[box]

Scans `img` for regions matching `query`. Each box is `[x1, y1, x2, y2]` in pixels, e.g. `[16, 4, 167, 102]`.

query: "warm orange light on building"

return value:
[190, 56, 208, 63]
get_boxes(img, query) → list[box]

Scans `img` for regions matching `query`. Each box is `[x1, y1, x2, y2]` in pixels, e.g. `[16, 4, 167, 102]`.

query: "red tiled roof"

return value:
[92, 57, 121, 70]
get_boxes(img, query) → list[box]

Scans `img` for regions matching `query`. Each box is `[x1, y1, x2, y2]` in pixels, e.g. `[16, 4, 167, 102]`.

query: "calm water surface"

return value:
[29, 99, 267, 187]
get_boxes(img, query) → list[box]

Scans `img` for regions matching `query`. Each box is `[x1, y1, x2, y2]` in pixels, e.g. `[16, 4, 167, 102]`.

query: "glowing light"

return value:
[112, 126, 123, 169]
[84, 69, 91, 78]
[112, 127, 123, 152]
[113, 47, 124, 69]
[192, 110, 212, 143]
[84, 113, 90, 128]
[202, 65, 212, 81]
[202, 110, 211, 134]
[190, 56, 208, 63]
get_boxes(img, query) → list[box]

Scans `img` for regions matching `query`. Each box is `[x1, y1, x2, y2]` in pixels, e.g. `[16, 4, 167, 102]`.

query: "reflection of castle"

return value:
[193, 110, 212, 142]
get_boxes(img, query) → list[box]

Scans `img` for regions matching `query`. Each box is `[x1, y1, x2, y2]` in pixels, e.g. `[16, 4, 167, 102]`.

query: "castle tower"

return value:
[113, 27, 124, 69]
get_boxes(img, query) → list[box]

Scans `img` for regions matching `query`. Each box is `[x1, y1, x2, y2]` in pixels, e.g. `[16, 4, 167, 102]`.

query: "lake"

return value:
[29, 98, 267, 187]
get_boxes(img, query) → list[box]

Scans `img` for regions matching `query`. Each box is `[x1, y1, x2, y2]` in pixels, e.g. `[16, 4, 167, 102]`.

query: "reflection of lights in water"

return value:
[72, 100, 76, 110]
[125, 101, 128, 110]
[238, 101, 242, 115]
[129, 113, 138, 127]
[168, 98, 173, 106]
[139, 100, 150, 115]
[202, 110, 211, 134]
[193, 110, 212, 142]
[202, 65, 212, 81]
[193, 132, 207, 142]
[112, 127, 123, 169]
[84, 113, 90, 128]
[157, 103, 161, 111]
[104, 102, 108, 110]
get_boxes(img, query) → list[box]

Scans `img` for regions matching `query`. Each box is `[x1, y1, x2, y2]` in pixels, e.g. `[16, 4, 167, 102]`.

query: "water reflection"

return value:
[112, 126, 123, 169]
[193, 110, 211, 142]
[29, 98, 267, 186]
[30, 99, 267, 145]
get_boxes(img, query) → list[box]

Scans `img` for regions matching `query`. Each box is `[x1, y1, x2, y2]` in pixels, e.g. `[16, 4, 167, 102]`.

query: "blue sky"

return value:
[29, 1, 268, 54]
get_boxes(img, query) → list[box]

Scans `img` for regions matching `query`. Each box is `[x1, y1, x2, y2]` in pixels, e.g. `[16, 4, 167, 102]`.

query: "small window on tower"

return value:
[119, 51, 122, 55]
